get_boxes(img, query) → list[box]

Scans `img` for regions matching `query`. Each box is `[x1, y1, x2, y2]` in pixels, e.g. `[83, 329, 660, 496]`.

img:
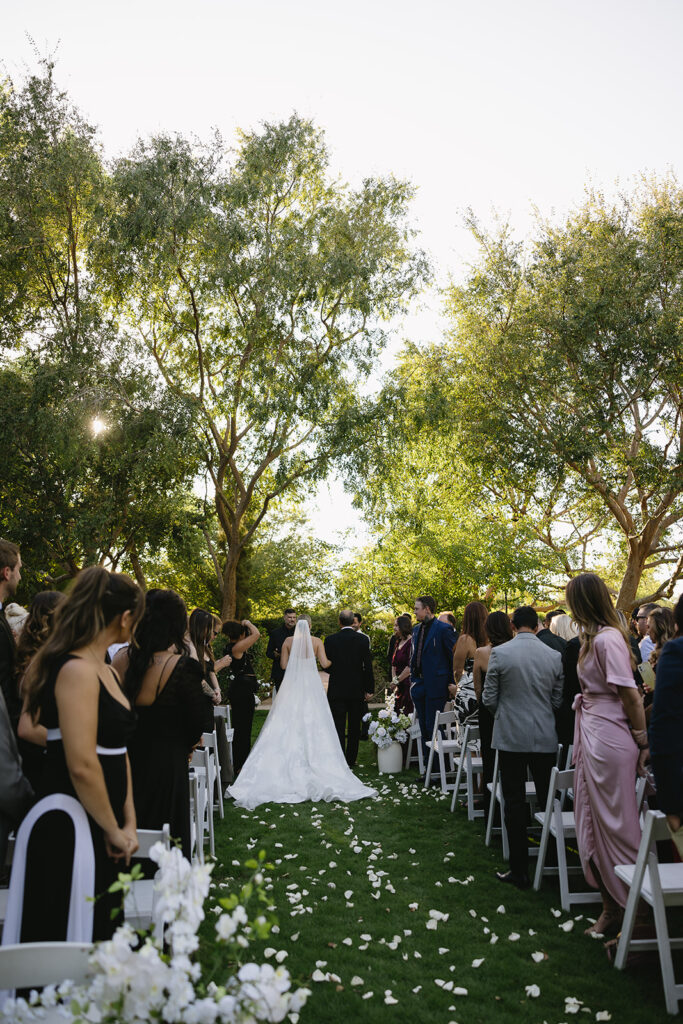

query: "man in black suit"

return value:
[537, 609, 567, 655]
[265, 608, 297, 692]
[324, 609, 374, 767]
[0, 539, 22, 730]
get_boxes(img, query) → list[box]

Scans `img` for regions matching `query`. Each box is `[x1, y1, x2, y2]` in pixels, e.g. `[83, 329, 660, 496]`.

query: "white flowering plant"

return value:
[3, 845, 310, 1024]
[363, 693, 412, 749]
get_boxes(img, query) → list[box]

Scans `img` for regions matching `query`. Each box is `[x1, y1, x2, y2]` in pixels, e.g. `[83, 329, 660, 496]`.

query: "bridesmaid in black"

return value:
[188, 608, 230, 732]
[18, 568, 143, 941]
[114, 590, 205, 860]
[221, 619, 260, 777]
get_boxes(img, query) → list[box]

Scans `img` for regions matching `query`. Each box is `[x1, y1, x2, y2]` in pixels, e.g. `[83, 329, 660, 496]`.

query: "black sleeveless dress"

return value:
[128, 656, 205, 859]
[20, 653, 135, 941]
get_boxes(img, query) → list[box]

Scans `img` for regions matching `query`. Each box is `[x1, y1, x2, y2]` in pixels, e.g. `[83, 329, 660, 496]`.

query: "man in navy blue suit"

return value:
[410, 595, 457, 765]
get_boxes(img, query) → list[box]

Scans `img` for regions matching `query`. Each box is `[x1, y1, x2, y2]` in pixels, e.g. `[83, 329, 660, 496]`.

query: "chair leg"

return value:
[485, 751, 499, 847]
[533, 802, 552, 891]
[499, 787, 509, 860]
[648, 851, 679, 1014]
[438, 745, 448, 793]
[614, 815, 654, 970]
[424, 741, 435, 787]
[556, 803, 571, 912]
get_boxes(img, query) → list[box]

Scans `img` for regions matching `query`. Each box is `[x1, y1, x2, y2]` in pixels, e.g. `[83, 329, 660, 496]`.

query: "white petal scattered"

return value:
[412, 986, 422, 994]
[531, 951, 546, 963]
[263, 947, 276, 958]
[490, 933, 499, 945]
[438, 947, 449, 955]
[472, 958, 485, 968]
[596, 1013, 612, 1022]
[426, 919, 438, 930]
[559, 920, 575, 932]
[311, 969, 328, 982]
[453, 987, 468, 996]
[508, 932, 520, 941]
[434, 979, 445, 988]
[565, 996, 583, 1014]
[350, 976, 364, 987]
[496, 905, 506, 914]
[525, 984, 541, 998]
[551, 908, 562, 917]
[362, 991, 373, 1000]
[342, 938, 353, 946]
[275, 950, 288, 963]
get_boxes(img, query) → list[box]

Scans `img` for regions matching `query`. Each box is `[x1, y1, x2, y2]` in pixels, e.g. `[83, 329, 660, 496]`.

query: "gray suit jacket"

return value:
[482, 632, 563, 753]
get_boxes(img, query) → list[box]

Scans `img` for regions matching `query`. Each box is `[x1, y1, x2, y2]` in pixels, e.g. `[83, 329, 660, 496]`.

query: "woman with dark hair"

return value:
[390, 614, 413, 715]
[221, 618, 260, 777]
[647, 607, 676, 670]
[12, 568, 143, 942]
[188, 609, 232, 731]
[15, 590, 63, 788]
[449, 600, 488, 725]
[473, 611, 514, 815]
[112, 589, 205, 860]
[565, 572, 647, 938]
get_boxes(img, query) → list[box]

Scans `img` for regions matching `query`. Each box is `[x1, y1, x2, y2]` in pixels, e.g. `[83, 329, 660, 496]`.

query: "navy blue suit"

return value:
[649, 636, 683, 816]
[410, 617, 457, 756]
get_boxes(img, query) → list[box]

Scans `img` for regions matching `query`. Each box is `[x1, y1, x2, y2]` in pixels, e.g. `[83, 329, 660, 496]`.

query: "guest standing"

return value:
[482, 605, 563, 889]
[266, 609, 296, 693]
[410, 596, 457, 757]
[324, 610, 374, 767]
[648, 594, 683, 856]
[15, 591, 63, 789]
[565, 572, 648, 936]
[0, 539, 22, 730]
[15, 568, 142, 941]
[635, 603, 658, 662]
[473, 611, 514, 817]
[449, 601, 487, 726]
[221, 619, 261, 776]
[189, 608, 230, 730]
[390, 614, 413, 715]
[115, 590, 206, 860]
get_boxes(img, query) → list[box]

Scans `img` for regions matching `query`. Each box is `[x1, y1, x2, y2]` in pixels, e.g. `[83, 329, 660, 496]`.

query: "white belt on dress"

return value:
[46, 727, 127, 756]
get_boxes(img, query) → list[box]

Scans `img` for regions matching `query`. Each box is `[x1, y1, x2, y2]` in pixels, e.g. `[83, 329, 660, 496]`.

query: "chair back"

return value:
[0, 940, 92, 990]
[135, 824, 171, 859]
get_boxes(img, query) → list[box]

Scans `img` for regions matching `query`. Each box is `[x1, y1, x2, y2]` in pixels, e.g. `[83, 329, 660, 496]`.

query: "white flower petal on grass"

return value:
[525, 984, 541, 998]
[426, 919, 438, 930]
[565, 996, 583, 1014]
[412, 985, 422, 994]
[344, 890, 353, 899]
[531, 951, 546, 963]
[559, 920, 574, 932]
[312, 969, 328, 982]
[496, 904, 506, 914]
[595, 1013, 612, 1021]
[453, 987, 468, 996]
[442, 980, 454, 992]
[508, 933, 520, 941]
[551, 907, 562, 917]
[434, 979, 446, 988]
[360, 933, 372, 941]
[362, 991, 374, 1000]
[472, 958, 485, 968]
[358, 943, 369, 951]
[468, 909, 477, 917]
[528, 929, 537, 936]
[342, 938, 353, 946]
[350, 977, 364, 987]
[315, 960, 328, 968]
[490, 933, 499, 945]
[264, 947, 276, 958]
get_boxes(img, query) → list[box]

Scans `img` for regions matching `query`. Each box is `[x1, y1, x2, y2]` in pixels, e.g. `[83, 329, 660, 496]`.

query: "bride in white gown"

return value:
[227, 617, 377, 810]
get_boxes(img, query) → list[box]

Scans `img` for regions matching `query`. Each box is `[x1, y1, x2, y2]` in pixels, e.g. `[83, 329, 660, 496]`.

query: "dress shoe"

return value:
[495, 869, 531, 891]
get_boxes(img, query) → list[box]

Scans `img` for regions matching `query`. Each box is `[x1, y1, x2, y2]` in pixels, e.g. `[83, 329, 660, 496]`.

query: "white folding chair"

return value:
[532, 766, 600, 910]
[450, 724, 484, 819]
[424, 710, 460, 792]
[124, 823, 171, 931]
[202, 729, 225, 819]
[190, 748, 215, 859]
[486, 745, 563, 860]
[0, 941, 93, 1014]
[214, 705, 235, 789]
[188, 769, 203, 865]
[404, 711, 424, 774]
[0, 836, 15, 927]
[615, 809, 683, 1015]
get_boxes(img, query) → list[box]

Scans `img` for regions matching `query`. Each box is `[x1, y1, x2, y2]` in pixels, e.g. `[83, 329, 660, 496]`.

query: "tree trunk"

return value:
[615, 540, 647, 613]
[128, 540, 147, 592]
[221, 546, 240, 620]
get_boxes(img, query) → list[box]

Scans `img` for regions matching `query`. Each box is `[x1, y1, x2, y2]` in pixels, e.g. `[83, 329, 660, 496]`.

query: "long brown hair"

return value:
[15, 591, 64, 684]
[565, 573, 635, 668]
[461, 601, 488, 649]
[485, 611, 514, 648]
[24, 567, 144, 720]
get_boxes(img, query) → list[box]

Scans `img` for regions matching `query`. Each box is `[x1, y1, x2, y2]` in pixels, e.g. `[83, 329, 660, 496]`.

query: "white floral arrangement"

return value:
[3, 845, 310, 1024]
[363, 693, 412, 749]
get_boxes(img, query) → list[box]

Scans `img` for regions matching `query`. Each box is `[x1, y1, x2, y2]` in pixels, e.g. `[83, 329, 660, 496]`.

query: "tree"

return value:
[444, 179, 683, 610]
[96, 118, 428, 616]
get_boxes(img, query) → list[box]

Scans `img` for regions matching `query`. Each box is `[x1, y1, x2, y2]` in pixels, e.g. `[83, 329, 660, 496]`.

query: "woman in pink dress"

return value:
[565, 573, 649, 937]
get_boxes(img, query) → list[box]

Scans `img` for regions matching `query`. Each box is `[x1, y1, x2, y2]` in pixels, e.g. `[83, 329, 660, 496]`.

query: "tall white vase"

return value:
[377, 741, 403, 774]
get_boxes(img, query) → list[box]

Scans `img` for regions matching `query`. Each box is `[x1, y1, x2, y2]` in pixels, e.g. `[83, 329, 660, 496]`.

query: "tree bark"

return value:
[128, 540, 147, 592]
[221, 543, 241, 620]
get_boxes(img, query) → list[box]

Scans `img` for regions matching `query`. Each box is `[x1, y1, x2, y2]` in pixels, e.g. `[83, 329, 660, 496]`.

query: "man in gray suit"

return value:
[483, 605, 563, 889]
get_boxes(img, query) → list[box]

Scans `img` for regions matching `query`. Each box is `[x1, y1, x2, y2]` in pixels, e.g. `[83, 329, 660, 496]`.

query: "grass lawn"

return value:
[201, 710, 676, 1024]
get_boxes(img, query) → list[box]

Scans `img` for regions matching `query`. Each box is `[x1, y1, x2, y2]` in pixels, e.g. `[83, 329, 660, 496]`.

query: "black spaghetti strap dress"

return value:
[20, 653, 135, 941]
[127, 656, 205, 859]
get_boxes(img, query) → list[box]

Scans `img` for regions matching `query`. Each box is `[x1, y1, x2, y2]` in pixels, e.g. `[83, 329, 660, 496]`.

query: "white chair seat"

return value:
[615, 864, 683, 906]
[533, 809, 576, 837]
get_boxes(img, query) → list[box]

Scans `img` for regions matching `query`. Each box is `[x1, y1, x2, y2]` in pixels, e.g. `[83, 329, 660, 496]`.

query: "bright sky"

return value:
[5, 0, 683, 544]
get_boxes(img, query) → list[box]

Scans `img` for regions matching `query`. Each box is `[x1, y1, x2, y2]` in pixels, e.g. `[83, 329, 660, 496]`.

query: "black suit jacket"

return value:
[324, 628, 374, 701]
[0, 609, 20, 730]
[265, 624, 295, 686]
[537, 628, 567, 655]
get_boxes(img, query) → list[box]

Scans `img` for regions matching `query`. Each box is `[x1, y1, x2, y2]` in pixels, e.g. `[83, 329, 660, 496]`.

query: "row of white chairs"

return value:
[428, 706, 683, 1015]
[190, 708, 234, 864]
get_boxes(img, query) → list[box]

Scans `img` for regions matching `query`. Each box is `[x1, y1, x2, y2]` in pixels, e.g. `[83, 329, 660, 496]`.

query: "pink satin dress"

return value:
[573, 626, 641, 907]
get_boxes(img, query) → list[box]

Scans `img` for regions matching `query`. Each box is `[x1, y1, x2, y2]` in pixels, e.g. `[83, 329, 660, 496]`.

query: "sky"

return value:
[4, 0, 683, 544]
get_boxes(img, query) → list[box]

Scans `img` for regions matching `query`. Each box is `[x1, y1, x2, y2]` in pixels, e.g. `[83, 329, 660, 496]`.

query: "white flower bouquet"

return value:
[363, 693, 412, 749]
[3, 846, 310, 1024]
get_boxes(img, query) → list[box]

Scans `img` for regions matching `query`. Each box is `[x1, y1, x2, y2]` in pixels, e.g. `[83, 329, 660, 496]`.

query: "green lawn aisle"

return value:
[201, 712, 670, 1024]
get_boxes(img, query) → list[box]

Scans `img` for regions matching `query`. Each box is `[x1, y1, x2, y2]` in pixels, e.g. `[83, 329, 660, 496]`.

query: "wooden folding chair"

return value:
[614, 809, 683, 1015]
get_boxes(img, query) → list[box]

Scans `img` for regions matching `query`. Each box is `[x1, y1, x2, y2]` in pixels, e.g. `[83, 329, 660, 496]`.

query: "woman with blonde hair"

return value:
[10, 567, 144, 943]
[549, 613, 577, 643]
[565, 572, 647, 938]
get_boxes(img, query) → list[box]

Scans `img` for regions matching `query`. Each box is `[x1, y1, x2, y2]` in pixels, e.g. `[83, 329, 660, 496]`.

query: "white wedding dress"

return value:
[226, 620, 377, 810]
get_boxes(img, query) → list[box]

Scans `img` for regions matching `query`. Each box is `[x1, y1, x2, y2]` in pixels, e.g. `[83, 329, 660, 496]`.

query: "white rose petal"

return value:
[531, 951, 546, 963]
[311, 969, 328, 982]
[426, 919, 438, 930]
[362, 991, 374, 1000]
[472, 957, 485, 967]
[551, 908, 562, 917]
[342, 938, 353, 946]
[496, 905, 506, 914]
[559, 920, 574, 932]
[508, 932, 520, 941]
[350, 976, 364, 986]
[453, 986, 468, 995]
[412, 985, 422, 993]
[525, 984, 541, 998]
[596, 1013, 612, 1021]
[490, 933, 499, 944]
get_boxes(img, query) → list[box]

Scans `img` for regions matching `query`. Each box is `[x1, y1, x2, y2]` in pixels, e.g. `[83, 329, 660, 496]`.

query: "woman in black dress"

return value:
[16, 568, 143, 942]
[15, 590, 63, 790]
[113, 590, 206, 860]
[221, 619, 260, 777]
[188, 608, 231, 731]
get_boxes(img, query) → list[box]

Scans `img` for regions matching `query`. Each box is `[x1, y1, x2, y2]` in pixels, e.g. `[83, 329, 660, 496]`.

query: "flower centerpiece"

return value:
[363, 693, 411, 773]
[3, 845, 310, 1024]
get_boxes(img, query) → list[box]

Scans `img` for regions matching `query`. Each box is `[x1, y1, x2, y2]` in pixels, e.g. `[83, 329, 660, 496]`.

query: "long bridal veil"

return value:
[227, 618, 377, 810]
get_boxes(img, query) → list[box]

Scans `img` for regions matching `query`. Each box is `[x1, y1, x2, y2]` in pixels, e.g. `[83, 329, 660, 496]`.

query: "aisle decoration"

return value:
[363, 694, 411, 750]
[2, 846, 310, 1023]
